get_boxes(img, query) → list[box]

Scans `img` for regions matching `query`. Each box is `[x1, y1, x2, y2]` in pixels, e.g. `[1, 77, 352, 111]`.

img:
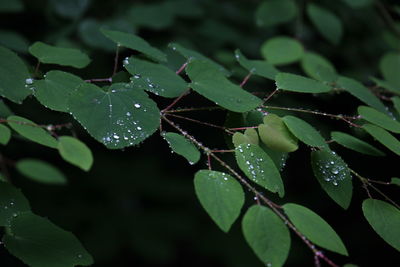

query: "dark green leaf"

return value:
[261, 36, 304, 65]
[50, 0, 90, 20]
[363, 124, 400, 155]
[163, 132, 200, 164]
[358, 106, 400, 133]
[341, 0, 372, 8]
[255, 0, 297, 27]
[0, 182, 30, 226]
[379, 52, 400, 88]
[0, 124, 11, 145]
[16, 159, 67, 184]
[128, 3, 174, 30]
[58, 136, 93, 171]
[234, 49, 279, 80]
[0, 30, 29, 53]
[0, 0, 23, 12]
[283, 116, 328, 148]
[331, 131, 385, 156]
[370, 77, 400, 94]
[275, 73, 331, 93]
[391, 177, 400, 186]
[300, 52, 337, 82]
[392, 96, 400, 116]
[78, 18, 118, 52]
[0, 100, 13, 118]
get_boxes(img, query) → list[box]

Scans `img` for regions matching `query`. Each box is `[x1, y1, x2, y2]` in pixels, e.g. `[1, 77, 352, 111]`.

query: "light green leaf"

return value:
[3, 212, 93, 267]
[255, 0, 297, 27]
[331, 131, 385, 156]
[0, 30, 29, 53]
[58, 136, 93, 171]
[0, 182, 30, 226]
[0, 124, 11, 145]
[194, 170, 244, 232]
[68, 83, 160, 149]
[358, 106, 400, 133]
[311, 150, 353, 209]
[7, 115, 58, 148]
[283, 203, 348, 255]
[338, 77, 387, 114]
[261, 36, 304, 65]
[300, 52, 337, 82]
[232, 128, 259, 147]
[0, 0, 23, 13]
[34, 71, 84, 112]
[341, 0, 372, 8]
[379, 52, 400, 88]
[234, 49, 279, 80]
[362, 124, 400, 155]
[307, 3, 343, 45]
[163, 132, 200, 164]
[235, 144, 284, 197]
[275, 73, 331, 93]
[124, 57, 187, 98]
[186, 60, 262, 112]
[283, 115, 328, 148]
[362, 199, 400, 251]
[16, 159, 67, 184]
[0, 46, 31, 103]
[101, 29, 166, 62]
[29, 42, 90, 68]
[242, 205, 290, 267]
[391, 177, 400, 186]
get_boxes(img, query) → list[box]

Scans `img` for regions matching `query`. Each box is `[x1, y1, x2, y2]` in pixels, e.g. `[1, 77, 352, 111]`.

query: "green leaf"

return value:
[0, 0, 23, 13]
[232, 128, 259, 147]
[311, 150, 353, 209]
[392, 96, 400, 116]
[370, 77, 400, 94]
[255, 0, 297, 27]
[0, 124, 11, 145]
[242, 205, 290, 267]
[0, 30, 29, 53]
[261, 36, 304, 65]
[124, 57, 187, 98]
[283, 203, 348, 255]
[307, 3, 343, 45]
[101, 29, 167, 62]
[50, 0, 90, 20]
[300, 52, 337, 82]
[58, 136, 93, 171]
[358, 106, 400, 133]
[337, 77, 387, 114]
[16, 159, 67, 185]
[234, 49, 279, 80]
[128, 3, 174, 30]
[379, 52, 400, 88]
[0, 100, 13, 118]
[258, 114, 298, 152]
[29, 42, 90, 68]
[341, 0, 372, 8]
[34, 71, 84, 112]
[194, 170, 244, 232]
[391, 177, 400, 186]
[186, 60, 262, 112]
[362, 124, 400, 155]
[68, 82, 160, 149]
[331, 131, 385, 156]
[362, 199, 400, 251]
[3, 212, 93, 267]
[0, 182, 30, 226]
[0, 173, 6, 182]
[7, 115, 58, 148]
[0, 46, 31, 103]
[235, 144, 284, 197]
[163, 132, 200, 164]
[283, 116, 328, 148]
[275, 73, 331, 93]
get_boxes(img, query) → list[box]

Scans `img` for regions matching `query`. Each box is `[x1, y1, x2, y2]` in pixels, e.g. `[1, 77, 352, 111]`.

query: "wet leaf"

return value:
[358, 106, 400, 133]
[276, 73, 331, 93]
[163, 132, 200, 164]
[0, 182, 30, 226]
[234, 50, 279, 80]
[362, 124, 400, 155]
[331, 131, 385, 156]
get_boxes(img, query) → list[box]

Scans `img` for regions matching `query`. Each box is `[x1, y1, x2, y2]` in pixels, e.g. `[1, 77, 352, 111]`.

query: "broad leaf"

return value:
[255, 0, 297, 27]
[261, 36, 304, 65]
[275, 73, 331, 93]
[29, 42, 90, 68]
[358, 106, 400, 133]
[124, 57, 187, 98]
[186, 60, 262, 112]
[311, 150, 353, 209]
[331, 131, 385, 156]
[363, 124, 400, 155]
[194, 170, 244, 232]
[242, 205, 290, 267]
[0, 46, 31, 103]
[0, 30, 29, 53]
[0, 182, 30, 226]
[379, 52, 400, 88]
[234, 49, 279, 80]
[3, 212, 93, 267]
[232, 128, 259, 147]
[283, 203, 348, 255]
[58, 136, 93, 171]
[235, 144, 284, 197]
[362, 199, 400, 251]
[68, 82, 160, 149]
[163, 132, 200, 164]
[0, 124, 11, 145]
[16, 159, 67, 184]
[300, 52, 337, 82]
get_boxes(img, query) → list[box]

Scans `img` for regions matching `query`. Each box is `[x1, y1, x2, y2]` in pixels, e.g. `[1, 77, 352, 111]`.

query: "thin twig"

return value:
[165, 113, 233, 134]
[176, 62, 189, 75]
[112, 45, 120, 76]
[162, 89, 191, 112]
[240, 72, 252, 87]
[263, 89, 279, 104]
[85, 78, 112, 83]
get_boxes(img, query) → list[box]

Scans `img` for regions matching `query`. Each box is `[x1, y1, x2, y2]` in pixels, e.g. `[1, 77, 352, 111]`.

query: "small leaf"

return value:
[29, 42, 90, 68]
[186, 60, 262, 112]
[0, 30, 29, 53]
[283, 115, 328, 148]
[261, 36, 304, 65]
[255, 0, 297, 27]
[242, 205, 291, 267]
[331, 131, 385, 156]
[391, 177, 400, 186]
[101, 29, 167, 62]
[283, 203, 348, 255]
[301, 52, 337, 82]
[307, 3, 343, 45]
[311, 150, 353, 209]
[124, 57, 187, 98]
[370, 77, 400, 94]
[0, 182, 30, 226]
[7, 115, 58, 148]
[234, 49, 279, 80]
[194, 170, 244, 232]
[3, 212, 93, 267]
[0, 100, 13, 118]
[362, 199, 400, 251]
[358, 106, 400, 133]
[363, 124, 400, 155]
[275, 73, 331, 93]
[34, 71, 84, 112]
[379, 52, 400, 88]
[235, 144, 284, 197]
[163, 132, 200, 164]
[232, 129, 259, 147]
[58, 136, 93, 171]
[0, 46, 31, 103]
[16, 159, 67, 184]
[0, 124, 11, 145]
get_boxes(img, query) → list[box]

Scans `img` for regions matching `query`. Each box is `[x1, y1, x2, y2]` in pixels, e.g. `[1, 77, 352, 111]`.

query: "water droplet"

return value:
[134, 103, 141, 108]
[25, 78, 34, 85]
[133, 74, 141, 79]
[126, 112, 131, 116]
[137, 126, 142, 130]
[123, 57, 129, 65]
[77, 254, 82, 259]
[113, 135, 120, 139]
